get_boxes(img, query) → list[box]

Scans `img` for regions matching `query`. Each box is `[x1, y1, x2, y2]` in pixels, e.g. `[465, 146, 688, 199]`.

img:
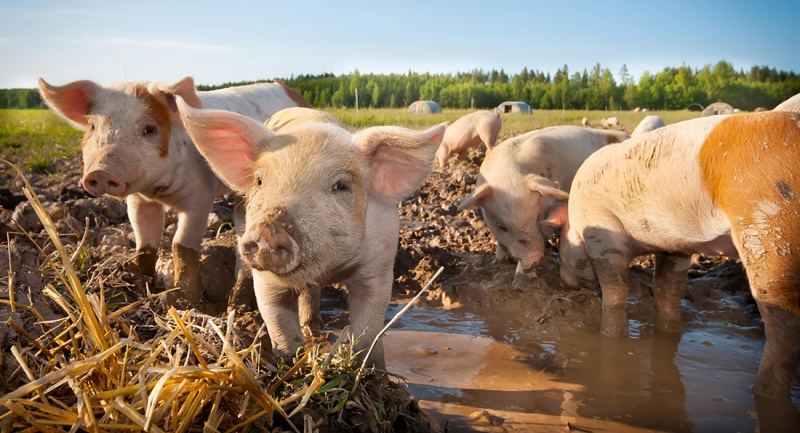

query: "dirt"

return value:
[1, 136, 799, 432]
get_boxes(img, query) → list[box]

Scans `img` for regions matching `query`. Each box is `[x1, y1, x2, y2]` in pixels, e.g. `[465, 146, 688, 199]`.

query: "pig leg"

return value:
[172, 197, 215, 302]
[299, 289, 322, 337]
[252, 272, 305, 359]
[127, 194, 165, 281]
[652, 252, 690, 332]
[346, 274, 392, 370]
[435, 143, 451, 168]
[583, 227, 633, 337]
[229, 198, 258, 310]
[753, 302, 800, 399]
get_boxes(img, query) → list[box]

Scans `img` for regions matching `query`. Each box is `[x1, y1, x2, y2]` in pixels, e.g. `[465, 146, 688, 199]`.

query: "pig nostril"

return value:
[109, 181, 118, 188]
[88, 180, 98, 187]
[279, 247, 289, 260]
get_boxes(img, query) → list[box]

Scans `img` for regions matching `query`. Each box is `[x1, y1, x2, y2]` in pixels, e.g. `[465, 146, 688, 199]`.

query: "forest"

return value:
[3, 60, 799, 111]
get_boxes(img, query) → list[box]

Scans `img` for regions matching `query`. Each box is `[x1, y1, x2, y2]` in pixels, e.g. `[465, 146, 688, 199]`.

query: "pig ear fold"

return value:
[177, 99, 275, 192]
[150, 77, 203, 127]
[352, 122, 446, 199]
[150, 76, 203, 109]
[457, 183, 493, 211]
[540, 203, 568, 229]
[525, 175, 569, 201]
[37, 78, 100, 130]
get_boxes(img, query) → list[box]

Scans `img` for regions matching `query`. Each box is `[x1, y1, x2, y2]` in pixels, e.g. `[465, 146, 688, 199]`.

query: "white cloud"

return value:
[54, 36, 236, 54]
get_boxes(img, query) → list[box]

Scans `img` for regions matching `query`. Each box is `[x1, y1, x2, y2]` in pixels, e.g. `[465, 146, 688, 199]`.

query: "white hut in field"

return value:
[408, 100, 442, 114]
[497, 101, 532, 114]
[701, 102, 735, 117]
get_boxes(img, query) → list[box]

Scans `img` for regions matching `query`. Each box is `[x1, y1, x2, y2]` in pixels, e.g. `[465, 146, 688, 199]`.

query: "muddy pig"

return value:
[548, 112, 800, 399]
[458, 126, 629, 271]
[178, 102, 446, 368]
[436, 108, 502, 167]
[262, 107, 348, 336]
[38, 76, 310, 303]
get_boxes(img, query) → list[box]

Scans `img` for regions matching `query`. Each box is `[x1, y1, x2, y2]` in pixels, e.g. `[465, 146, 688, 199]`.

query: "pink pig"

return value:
[38, 76, 309, 303]
[178, 102, 445, 368]
[435, 109, 502, 167]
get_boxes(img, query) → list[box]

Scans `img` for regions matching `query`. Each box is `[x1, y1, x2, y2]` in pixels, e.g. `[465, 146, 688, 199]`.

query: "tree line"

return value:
[4, 61, 799, 111]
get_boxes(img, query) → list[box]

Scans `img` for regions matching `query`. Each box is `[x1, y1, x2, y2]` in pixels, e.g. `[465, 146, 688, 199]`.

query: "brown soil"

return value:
[0, 136, 759, 431]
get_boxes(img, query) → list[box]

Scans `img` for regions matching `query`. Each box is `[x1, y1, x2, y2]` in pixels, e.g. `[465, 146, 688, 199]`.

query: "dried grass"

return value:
[0, 159, 443, 433]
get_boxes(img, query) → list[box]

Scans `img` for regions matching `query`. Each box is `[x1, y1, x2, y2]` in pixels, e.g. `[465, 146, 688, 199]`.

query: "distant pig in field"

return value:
[631, 115, 666, 136]
[436, 108, 502, 167]
[549, 112, 800, 399]
[178, 102, 446, 368]
[38, 76, 310, 303]
[458, 126, 629, 271]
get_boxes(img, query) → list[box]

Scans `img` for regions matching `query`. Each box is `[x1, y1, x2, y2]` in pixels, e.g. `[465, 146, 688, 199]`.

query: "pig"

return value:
[605, 116, 620, 128]
[773, 92, 800, 112]
[631, 115, 666, 137]
[262, 106, 349, 336]
[548, 111, 800, 399]
[458, 126, 630, 271]
[581, 117, 591, 127]
[37, 76, 311, 303]
[177, 102, 446, 368]
[435, 108, 502, 167]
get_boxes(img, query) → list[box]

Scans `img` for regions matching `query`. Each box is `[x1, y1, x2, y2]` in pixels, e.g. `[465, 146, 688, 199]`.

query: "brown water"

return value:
[376, 300, 800, 432]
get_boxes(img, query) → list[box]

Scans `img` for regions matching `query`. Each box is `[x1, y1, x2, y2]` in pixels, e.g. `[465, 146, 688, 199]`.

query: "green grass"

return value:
[323, 107, 701, 138]
[0, 109, 82, 173]
[0, 107, 701, 174]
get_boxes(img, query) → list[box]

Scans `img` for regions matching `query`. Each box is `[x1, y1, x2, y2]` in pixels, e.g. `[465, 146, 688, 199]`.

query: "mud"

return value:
[2, 138, 800, 432]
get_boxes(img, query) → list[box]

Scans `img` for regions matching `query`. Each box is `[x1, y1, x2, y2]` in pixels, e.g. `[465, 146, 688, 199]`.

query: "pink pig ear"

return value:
[540, 203, 568, 229]
[525, 174, 570, 201]
[149, 77, 203, 127]
[177, 99, 275, 192]
[352, 122, 446, 199]
[38, 78, 100, 130]
[457, 183, 493, 211]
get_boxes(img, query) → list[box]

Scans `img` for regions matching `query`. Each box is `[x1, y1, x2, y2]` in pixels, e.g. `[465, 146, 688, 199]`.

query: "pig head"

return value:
[178, 101, 445, 368]
[458, 126, 628, 271]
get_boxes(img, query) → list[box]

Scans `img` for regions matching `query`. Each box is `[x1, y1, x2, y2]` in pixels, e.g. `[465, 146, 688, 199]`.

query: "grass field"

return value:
[0, 108, 702, 172]
[0, 109, 82, 173]
[326, 107, 701, 137]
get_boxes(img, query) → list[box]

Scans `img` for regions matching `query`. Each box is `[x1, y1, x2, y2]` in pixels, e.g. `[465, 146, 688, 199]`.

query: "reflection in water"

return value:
[376, 300, 800, 432]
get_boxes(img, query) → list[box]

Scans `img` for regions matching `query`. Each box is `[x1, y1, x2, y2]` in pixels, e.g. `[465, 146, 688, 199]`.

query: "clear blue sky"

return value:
[1, 0, 798, 89]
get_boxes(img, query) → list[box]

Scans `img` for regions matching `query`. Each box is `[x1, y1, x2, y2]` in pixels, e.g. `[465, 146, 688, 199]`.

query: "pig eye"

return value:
[332, 180, 349, 192]
[496, 221, 508, 233]
[88, 122, 96, 132]
[255, 176, 262, 186]
[143, 124, 158, 136]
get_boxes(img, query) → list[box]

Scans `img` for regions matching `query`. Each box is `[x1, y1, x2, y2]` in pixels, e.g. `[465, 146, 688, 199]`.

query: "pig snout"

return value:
[240, 219, 302, 274]
[82, 170, 126, 196]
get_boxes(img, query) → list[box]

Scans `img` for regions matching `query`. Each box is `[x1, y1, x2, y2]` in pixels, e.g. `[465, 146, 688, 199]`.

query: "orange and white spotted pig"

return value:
[547, 111, 800, 398]
[38, 77, 310, 302]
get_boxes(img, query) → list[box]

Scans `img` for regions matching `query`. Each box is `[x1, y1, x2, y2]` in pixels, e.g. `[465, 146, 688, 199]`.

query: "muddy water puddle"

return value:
[365, 297, 800, 432]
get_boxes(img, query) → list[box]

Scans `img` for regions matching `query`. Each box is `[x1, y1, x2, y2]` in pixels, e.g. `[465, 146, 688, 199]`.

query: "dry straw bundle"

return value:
[0, 159, 442, 433]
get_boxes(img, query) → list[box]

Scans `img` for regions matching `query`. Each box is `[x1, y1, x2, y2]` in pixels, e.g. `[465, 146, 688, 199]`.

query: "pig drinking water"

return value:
[178, 102, 445, 368]
[549, 111, 800, 399]
[458, 126, 629, 271]
[436, 109, 502, 167]
[38, 76, 310, 303]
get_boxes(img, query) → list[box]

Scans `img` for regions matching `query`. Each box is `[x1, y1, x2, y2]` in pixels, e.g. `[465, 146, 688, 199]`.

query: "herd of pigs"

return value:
[36, 77, 800, 401]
